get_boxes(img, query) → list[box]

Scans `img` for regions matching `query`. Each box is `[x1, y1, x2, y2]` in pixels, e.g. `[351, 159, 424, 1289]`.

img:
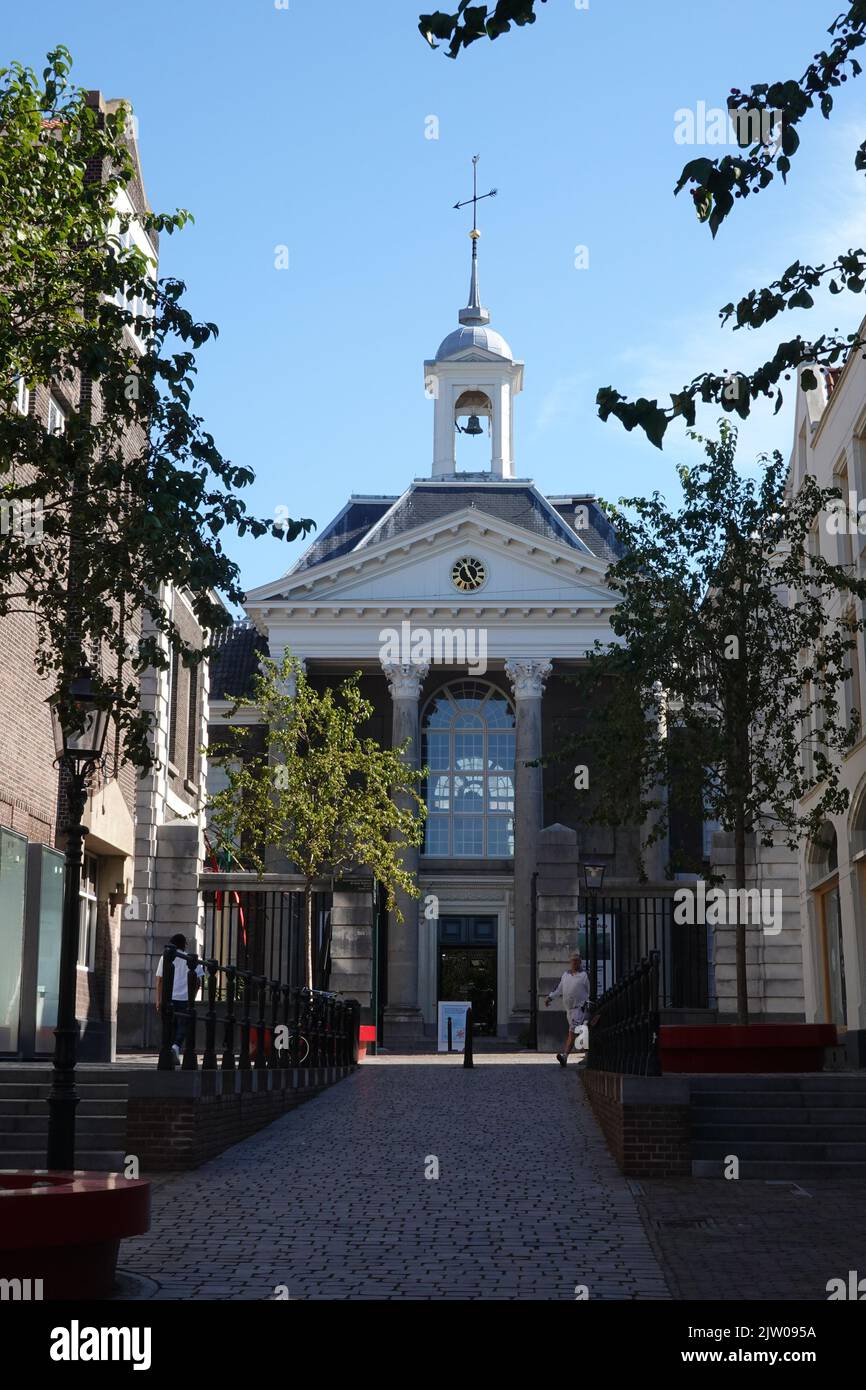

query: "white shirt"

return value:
[156, 953, 204, 1003]
[548, 969, 590, 1012]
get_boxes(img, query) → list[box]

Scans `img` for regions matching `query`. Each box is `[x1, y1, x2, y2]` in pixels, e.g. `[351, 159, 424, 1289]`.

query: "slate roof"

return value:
[209, 621, 268, 703]
[291, 498, 396, 573]
[284, 483, 627, 580]
[358, 484, 587, 553]
[548, 497, 628, 564]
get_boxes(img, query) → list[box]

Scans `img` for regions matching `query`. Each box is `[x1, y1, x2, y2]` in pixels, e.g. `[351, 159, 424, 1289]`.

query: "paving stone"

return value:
[119, 1055, 669, 1300]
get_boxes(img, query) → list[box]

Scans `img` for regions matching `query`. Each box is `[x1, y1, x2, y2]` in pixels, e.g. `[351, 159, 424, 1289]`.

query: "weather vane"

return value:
[453, 153, 497, 239]
[454, 155, 496, 328]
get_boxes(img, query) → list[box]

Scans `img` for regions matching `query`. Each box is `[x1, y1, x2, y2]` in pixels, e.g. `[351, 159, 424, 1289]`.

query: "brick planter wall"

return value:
[126, 1065, 355, 1171]
[581, 1070, 691, 1177]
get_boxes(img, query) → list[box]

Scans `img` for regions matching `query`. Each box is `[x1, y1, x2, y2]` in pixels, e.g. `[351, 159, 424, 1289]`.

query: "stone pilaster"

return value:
[265, 653, 304, 875]
[381, 660, 429, 1041]
[535, 824, 581, 1052]
[506, 657, 552, 1024]
[328, 888, 375, 1017]
[709, 830, 804, 1022]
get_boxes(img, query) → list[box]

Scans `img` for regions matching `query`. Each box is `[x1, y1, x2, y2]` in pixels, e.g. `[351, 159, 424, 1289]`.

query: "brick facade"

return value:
[125, 1065, 354, 1170]
[581, 1069, 691, 1177]
[0, 92, 204, 1063]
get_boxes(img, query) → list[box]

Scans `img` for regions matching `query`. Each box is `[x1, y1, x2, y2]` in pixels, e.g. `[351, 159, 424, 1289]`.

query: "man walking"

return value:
[544, 952, 590, 1067]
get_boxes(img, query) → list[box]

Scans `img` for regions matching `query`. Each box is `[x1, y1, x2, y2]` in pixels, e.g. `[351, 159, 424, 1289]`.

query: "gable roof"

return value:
[291, 497, 396, 573]
[359, 483, 589, 553]
[289, 480, 625, 582]
[548, 496, 627, 564]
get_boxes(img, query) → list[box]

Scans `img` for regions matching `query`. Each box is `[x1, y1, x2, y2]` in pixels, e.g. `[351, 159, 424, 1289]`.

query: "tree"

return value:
[208, 653, 426, 989]
[419, 1, 546, 57]
[420, 2, 866, 448]
[0, 50, 311, 769]
[548, 424, 866, 1022]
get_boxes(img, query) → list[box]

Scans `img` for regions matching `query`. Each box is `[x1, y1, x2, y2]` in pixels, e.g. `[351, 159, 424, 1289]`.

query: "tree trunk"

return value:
[734, 806, 749, 1026]
[304, 879, 314, 991]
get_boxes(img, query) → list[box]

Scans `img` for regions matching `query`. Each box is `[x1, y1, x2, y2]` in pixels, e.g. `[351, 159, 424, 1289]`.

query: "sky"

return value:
[6, 0, 866, 599]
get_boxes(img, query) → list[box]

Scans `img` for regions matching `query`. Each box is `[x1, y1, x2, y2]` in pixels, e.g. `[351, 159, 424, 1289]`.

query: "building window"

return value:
[47, 397, 66, 435]
[843, 610, 862, 737]
[168, 647, 180, 769]
[14, 377, 29, 416]
[185, 667, 200, 787]
[835, 459, 853, 570]
[806, 824, 847, 1026]
[113, 222, 155, 340]
[77, 854, 99, 971]
[421, 681, 515, 858]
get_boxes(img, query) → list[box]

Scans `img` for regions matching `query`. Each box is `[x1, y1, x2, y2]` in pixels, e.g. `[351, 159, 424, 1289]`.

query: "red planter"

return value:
[0, 1171, 150, 1300]
[358, 1024, 376, 1060]
[660, 1023, 838, 1074]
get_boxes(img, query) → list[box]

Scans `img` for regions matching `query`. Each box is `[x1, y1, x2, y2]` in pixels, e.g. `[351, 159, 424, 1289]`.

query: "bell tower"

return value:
[424, 157, 523, 480]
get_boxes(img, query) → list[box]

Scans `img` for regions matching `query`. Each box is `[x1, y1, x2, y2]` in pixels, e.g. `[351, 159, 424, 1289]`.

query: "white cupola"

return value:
[424, 160, 523, 480]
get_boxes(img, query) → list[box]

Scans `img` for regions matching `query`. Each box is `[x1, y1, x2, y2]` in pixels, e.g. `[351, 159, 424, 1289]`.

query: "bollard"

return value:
[447, 1016, 453, 1054]
[463, 1007, 474, 1068]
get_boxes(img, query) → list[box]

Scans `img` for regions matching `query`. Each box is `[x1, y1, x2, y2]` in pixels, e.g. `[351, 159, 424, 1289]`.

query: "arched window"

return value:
[421, 681, 515, 857]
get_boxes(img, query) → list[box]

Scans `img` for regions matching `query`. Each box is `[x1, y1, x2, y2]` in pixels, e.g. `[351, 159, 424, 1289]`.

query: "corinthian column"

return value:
[381, 659, 429, 1042]
[506, 658, 552, 1025]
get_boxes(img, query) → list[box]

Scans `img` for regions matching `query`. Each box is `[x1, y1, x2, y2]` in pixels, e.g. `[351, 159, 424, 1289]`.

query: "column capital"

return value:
[505, 658, 552, 700]
[382, 660, 430, 701]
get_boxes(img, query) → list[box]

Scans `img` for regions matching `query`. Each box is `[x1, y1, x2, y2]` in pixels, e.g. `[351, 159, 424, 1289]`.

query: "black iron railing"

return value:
[585, 950, 661, 1076]
[157, 944, 360, 1072]
[200, 883, 331, 995]
[579, 894, 712, 1009]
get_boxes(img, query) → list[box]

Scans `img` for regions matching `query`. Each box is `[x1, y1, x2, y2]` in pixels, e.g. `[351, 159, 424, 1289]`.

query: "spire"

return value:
[454, 155, 495, 327]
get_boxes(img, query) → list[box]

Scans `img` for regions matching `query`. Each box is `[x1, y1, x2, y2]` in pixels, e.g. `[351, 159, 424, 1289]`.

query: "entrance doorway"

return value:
[437, 915, 497, 1036]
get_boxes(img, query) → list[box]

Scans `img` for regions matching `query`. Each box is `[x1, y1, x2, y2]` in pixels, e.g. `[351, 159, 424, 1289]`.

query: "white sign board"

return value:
[437, 1001, 470, 1053]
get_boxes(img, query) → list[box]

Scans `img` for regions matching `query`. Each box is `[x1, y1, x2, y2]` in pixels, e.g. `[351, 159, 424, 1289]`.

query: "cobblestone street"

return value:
[118, 1057, 866, 1302]
[119, 1056, 671, 1301]
[633, 1175, 866, 1301]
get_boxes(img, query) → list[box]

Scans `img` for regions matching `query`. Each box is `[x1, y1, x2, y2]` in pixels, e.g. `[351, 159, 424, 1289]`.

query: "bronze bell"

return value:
[463, 414, 483, 436]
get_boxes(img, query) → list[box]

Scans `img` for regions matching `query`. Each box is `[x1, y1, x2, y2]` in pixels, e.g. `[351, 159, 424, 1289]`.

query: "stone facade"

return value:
[710, 831, 805, 1022]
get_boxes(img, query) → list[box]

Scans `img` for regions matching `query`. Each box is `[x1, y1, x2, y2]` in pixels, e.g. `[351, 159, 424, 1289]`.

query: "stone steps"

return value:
[690, 1075, 866, 1178]
[694, 1121, 866, 1143]
[0, 1069, 128, 1173]
[692, 1158, 866, 1180]
[693, 1138, 866, 1160]
[0, 1151, 126, 1172]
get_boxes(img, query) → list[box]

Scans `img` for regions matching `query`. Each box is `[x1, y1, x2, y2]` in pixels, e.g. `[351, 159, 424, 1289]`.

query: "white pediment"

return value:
[246, 509, 615, 615]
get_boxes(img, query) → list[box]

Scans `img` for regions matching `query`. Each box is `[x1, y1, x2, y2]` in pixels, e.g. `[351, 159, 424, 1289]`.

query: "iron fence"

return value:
[157, 943, 360, 1072]
[585, 950, 661, 1076]
[200, 880, 332, 994]
[579, 893, 712, 1010]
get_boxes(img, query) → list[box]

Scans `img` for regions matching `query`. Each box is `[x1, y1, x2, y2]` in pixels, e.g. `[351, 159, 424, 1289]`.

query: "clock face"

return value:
[451, 555, 487, 593]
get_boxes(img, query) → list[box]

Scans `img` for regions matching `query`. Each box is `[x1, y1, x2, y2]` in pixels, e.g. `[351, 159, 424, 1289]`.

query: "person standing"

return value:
[544, 952, 590, 1067]
[155, 933, 203, 1064]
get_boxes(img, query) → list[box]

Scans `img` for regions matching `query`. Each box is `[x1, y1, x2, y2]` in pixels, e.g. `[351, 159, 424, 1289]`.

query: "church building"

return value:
[211, 227, 674, 1046]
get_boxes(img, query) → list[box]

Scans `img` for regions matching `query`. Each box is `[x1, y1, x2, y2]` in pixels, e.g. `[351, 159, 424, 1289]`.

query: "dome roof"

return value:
[435, 324, 513, 362]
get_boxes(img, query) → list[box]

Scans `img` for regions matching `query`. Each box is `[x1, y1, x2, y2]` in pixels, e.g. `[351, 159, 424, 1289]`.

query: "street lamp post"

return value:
[581, 863, 606, 1003]
[47, 668, 111, 1171]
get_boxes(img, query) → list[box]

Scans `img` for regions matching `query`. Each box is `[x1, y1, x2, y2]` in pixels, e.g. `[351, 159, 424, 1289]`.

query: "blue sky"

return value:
[6, 0, 866, 597]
